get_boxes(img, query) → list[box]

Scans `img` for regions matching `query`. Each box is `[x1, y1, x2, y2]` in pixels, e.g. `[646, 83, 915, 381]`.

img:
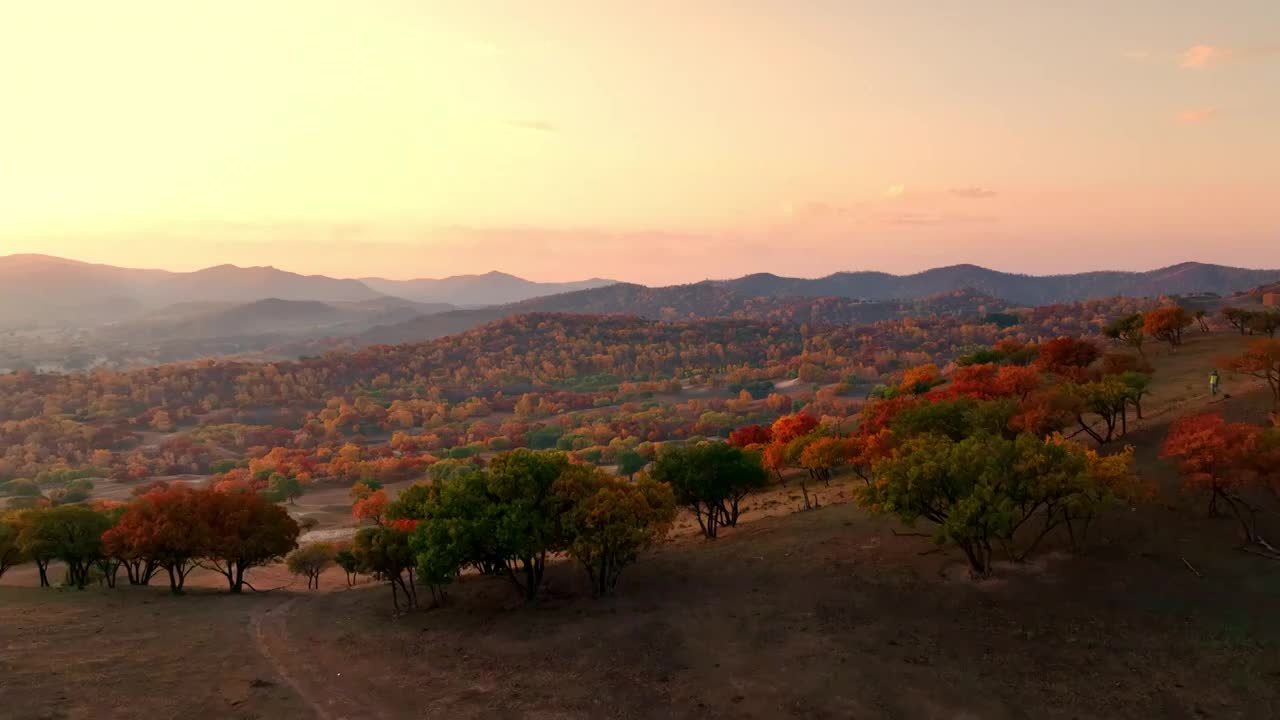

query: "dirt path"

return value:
[252, 595, 389, 720]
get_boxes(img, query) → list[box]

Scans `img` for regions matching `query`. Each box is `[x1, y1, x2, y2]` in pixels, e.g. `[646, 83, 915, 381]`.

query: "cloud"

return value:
[503, 119, 558, 134]
[1180, 44, 1280, 69]
[1181, 44, 1233, 68]
[1177, 108, 1218, 125]
[949, 186, 997, 200]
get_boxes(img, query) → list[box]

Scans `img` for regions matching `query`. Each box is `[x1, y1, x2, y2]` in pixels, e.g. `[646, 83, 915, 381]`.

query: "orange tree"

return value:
[352, 488, 389, 525]
[1220, 339, 1280, 410]
[1161, 413, 1270, 544]
[1144, 306, 1192, 349]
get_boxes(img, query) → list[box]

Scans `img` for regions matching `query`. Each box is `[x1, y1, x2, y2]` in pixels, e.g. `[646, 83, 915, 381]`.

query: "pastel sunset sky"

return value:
[1, 1, 1277, 283]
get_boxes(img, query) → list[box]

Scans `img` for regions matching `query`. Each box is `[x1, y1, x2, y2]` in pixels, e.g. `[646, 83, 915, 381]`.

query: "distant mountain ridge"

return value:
[352, 261, 1280, 346]
[360, 271, 617, 306]
[714, 263, 1280, 306]
[3, 255, 1278, 358]
[0, 254, 615, 327]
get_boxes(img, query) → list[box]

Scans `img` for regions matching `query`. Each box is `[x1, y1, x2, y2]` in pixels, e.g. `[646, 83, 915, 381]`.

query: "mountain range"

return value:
[0, 254, 617, 328]
[2, 253, 1278, 370]
[352, 261, 1280, 346]
[360, 272, 615, 306]
[713, 262, 1280, 306]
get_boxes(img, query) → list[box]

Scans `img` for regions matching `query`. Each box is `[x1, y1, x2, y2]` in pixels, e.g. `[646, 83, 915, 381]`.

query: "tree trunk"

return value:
[959, 541, 989, 578]
[1222, 493, 1261, 545]
[1076, 416, 1106, 445]
[167, 565, 185, 594]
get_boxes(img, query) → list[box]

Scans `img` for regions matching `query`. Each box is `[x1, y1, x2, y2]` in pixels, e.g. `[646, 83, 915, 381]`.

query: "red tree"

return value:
[1161, 413, 1266, 542]
[1037, 337, 1100, 379]
[200, 490, 300, 593]
[102, 486, 207, 594]
[728, 424, 773, 448]
[949, 363, 1001, 399]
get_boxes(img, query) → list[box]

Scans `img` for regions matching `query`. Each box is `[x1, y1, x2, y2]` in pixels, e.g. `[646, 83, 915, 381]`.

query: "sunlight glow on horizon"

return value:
[1, 1, 1277, 283]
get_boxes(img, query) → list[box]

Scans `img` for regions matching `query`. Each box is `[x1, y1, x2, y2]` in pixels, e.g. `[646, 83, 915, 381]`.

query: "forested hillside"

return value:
[0, 296, 1150, 486]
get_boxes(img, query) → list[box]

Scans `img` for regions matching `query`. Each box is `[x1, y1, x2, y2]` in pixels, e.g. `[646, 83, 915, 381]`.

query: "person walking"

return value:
[1209, 369, 1221, 397]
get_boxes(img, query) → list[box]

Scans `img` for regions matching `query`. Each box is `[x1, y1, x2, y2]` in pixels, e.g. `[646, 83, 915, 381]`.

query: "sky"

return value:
[1, 1, 1277, 284]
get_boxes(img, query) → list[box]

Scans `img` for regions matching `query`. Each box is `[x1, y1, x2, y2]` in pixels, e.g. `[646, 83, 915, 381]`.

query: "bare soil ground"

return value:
[0, 587, 310, 720]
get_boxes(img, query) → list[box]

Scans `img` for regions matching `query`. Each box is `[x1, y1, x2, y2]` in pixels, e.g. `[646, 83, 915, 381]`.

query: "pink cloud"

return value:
[1177, 108, 1218, 125]
[1181, 45, 1233, 68]
[1180, 44, 1280, 69]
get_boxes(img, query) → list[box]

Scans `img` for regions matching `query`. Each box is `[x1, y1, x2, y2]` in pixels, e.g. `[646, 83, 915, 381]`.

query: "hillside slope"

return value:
[355, 285, 1004, 346]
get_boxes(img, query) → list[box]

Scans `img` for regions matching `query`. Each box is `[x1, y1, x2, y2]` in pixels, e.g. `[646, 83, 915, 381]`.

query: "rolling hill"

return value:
[354, 284, 1005, 346]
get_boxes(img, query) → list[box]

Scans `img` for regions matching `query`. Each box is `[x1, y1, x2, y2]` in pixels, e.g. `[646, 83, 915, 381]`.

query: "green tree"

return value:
[483, 449, 573, 602]
[1119, 371, 1152, 421]
[1103, 313, 1146, 357]
[860, 432, 1141, 577]
[19, 506, 110, 589]
[0, 517, 25, 580]
[1249, 310, 1280, 338]
[649, 443, 769, 538]
[615, 450, 649, 480]
[266, 473, 304, 504]
[409, 469, 506, 590]
[555, 466, 676, 595]
[352, 526, 418, 612]
[334, 543, 360, 587]
[1222, 307, 1256, 335]
[2, 479, 42, 497]
[889, 398, 978, 442]
[286, 543, 336, 590]
[1069, 376, 1136, 444]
